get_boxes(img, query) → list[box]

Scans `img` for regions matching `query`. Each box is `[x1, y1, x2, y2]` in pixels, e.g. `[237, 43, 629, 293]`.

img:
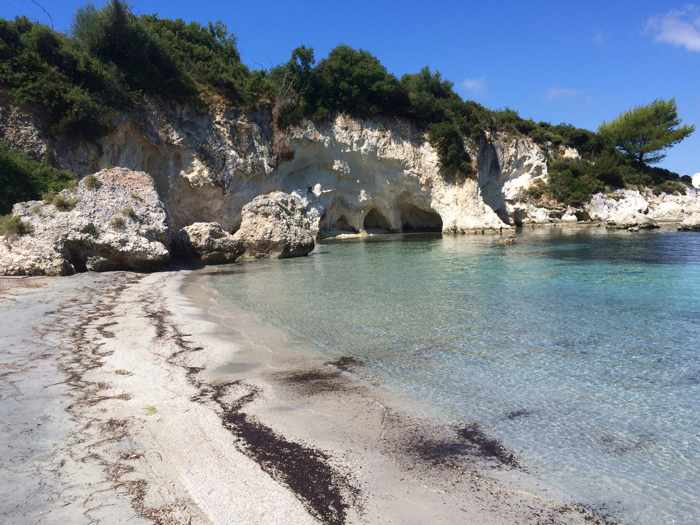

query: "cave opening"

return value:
[399, 203, 443, 233]
[363, 208, 392, 232]
[62, 240, 89, 273]
[334, 215, 358, 233]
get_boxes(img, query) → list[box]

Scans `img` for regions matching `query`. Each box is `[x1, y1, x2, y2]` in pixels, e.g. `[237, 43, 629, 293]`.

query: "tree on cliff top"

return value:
[598, 99, 694, 165]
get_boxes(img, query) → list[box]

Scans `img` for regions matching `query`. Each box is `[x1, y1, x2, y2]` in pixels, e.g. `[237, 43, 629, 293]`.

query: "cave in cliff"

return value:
[334, 215, 358, 233]
[399, 203, 443, 233]
[363, 208, 392, 233]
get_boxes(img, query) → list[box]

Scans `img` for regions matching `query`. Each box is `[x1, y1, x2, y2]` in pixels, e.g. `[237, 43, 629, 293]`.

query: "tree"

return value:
[598, 99, 694, 164]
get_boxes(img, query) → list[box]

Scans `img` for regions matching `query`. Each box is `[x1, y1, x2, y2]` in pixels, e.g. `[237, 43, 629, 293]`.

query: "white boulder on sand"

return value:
[174, 222, 244, 264]
[0, 168, 170, 275]
[233, 191, 315, 258]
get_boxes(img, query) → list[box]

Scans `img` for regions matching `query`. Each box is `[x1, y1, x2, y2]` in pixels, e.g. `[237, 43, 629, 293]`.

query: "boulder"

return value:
[606, 212, 659, 231]
[587, 190, 659, 231]
[175, 222, 244, 264]
[0, 168, 170, 276]
[679, 213, 700, 232]
[561, 207, 579, 223]
[233, 192, 315, 258]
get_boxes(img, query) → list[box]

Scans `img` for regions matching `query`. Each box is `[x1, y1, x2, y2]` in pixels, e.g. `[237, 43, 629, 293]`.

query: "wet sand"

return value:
[0, 270, 618, 524]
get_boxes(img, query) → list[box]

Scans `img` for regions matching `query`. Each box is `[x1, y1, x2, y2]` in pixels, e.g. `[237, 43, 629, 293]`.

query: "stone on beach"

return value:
[233, 191, 315, 258]
[174, 222, 244, 264]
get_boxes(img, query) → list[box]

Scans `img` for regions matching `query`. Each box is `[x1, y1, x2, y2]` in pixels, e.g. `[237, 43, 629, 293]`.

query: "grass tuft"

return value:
[110, 216, 126, 229]
[83, 175, 102, 190]
[0, 214, 34, 237]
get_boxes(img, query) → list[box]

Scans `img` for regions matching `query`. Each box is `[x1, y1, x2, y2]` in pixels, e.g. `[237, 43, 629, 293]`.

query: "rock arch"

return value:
[334, 215, 358, 233]
[399, 203, 443, 232]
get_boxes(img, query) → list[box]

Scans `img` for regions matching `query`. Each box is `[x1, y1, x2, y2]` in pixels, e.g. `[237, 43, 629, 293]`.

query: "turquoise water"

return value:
[202, 229, 700, 524]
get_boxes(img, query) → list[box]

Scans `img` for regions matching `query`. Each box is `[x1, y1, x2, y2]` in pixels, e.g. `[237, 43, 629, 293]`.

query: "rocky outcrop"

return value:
[233, 192, 315, 258]
[679, 213, 700, 231]
[4, 94, 699, 237]
[174, 222, 244, 264]
[479, 132, 549, 223]
[0, 95, 513, 234]
[587, 190, 657, 231]
[276, 117, 508, 235]
[0, 168, 169, 275]
[586, 189, 700, 230]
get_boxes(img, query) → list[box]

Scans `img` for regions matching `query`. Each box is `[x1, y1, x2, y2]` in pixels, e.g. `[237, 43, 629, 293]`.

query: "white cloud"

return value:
[546, 87, 580, 100]
[460, 78, 487, 94]
[692, 173, 700, 188]
[647, 6, 700, 52]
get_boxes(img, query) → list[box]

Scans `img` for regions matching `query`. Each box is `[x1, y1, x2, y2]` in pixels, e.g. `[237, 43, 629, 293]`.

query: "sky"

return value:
[2, 0, 698, 176]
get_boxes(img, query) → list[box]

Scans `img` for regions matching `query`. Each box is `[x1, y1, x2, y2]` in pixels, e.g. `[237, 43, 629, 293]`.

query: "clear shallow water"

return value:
[200, 229, 700, 524]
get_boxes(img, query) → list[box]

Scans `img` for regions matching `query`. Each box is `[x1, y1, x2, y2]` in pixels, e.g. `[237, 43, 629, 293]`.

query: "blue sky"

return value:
[2, 0, 698, 175]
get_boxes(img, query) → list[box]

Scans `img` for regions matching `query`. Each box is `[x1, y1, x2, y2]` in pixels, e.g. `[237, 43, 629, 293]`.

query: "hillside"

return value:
[0, 1, 694, 217]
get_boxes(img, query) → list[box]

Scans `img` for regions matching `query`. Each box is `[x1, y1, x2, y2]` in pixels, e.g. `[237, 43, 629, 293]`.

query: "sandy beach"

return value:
[1, 270, 617, 524]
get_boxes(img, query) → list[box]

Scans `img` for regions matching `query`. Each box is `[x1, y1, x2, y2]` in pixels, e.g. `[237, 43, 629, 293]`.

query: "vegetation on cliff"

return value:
[0, 0, 694, 209]
[0, 144, 76, 214]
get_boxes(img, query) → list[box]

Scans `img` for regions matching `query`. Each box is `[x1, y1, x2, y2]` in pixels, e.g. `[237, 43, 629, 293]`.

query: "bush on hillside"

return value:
[0, 17, 125, 136]
[73, 1, 194, 100]
[0, 143, 76, 214]
[0, 214, 33, 236]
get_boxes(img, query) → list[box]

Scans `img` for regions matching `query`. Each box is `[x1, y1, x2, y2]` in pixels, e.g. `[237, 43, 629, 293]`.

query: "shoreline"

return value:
[1, 269, 618, 524]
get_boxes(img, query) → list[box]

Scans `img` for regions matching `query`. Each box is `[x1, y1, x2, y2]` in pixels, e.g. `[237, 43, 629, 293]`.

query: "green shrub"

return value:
[0, 214, 33, 236]
[73, 1, 194, 100]
[51, 193, 78, 211]
[0, 143, 77, 214]
[428, 121, 472, 177]
[547, 159, 605, 206]
[83, 174, 101, 190]
[0, 17, 125, 137]
[110, 216, 126, 229]
[81, 222, 99, 237]
[120, 206, 137, 220]
[654, 180, 688, 196]
[524, 179, 547, 201]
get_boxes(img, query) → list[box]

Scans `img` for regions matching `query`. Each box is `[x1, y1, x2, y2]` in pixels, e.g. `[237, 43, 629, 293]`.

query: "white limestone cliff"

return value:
[3, 96, 699, 251]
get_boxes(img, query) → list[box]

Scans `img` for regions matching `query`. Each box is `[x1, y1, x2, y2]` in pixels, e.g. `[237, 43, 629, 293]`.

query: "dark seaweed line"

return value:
[142, 295, 359, 525]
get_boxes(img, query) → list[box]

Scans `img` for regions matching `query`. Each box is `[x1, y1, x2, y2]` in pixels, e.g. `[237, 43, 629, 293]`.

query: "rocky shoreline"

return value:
[1, 164, 698, 276]
[0, 269, 622, 524]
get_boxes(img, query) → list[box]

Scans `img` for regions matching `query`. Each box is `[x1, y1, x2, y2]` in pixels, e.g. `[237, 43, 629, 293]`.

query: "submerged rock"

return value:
[0, 168, 170, 275]
[233, 192, 315, 258]
[174, 222, 244, 264]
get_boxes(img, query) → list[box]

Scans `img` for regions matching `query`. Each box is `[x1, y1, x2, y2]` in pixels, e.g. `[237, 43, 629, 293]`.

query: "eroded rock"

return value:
[233, 192, 315, 258]
[174, 222, 244, 264]
[0, 168, 170, 275]
[679, 213, 700, 231]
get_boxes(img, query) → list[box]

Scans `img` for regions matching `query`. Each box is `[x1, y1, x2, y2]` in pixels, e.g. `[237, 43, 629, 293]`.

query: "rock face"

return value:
[479, 132, 549, 223]
[233, 192, 315, 258]
[174, 222, 244, 264]
[0, 96, 516, 234]
[0, 168, 169, 275]
[3, 94, 700, 237]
